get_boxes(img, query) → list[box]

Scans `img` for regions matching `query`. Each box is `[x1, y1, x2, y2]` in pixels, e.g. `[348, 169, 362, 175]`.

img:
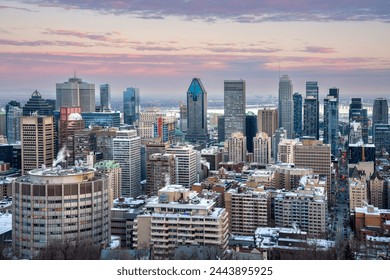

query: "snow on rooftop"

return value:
[0, 211, 12, 235]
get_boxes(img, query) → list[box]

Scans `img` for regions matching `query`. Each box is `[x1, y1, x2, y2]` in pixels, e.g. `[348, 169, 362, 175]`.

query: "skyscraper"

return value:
[185, 78, 208, 144]
[166, 145, 198, 188]
[226, 132, 247, 163]
[323, 88, 339, 155]
[253, 132, 271, 164]
[113, 130, 141, 198]
[179, 103, 187, 132]
[56, 76, 95, 112]
[123, 87, 140, 125]
[293, 93, 302, 139]
[5, 101, 22, 144]
[21, 115, 55, 175]
[349, 98, 368, 144]
[303, 81, 319, 140]
[146, 153, 176, 196]
[224, 80, 246, 139]
[217, 115, 225, 143]
[373, 124, 390, 154]
[245, 112, 258, 153]
[257, 108, 278, 140]
[100, 84, 112, 112]
[372, 97, 388, 126]
[23, 90, 54, 116]
[278, 75, 294, 138]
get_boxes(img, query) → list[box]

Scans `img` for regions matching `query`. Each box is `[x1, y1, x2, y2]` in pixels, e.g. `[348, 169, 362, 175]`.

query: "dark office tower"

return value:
[56, 76, 95, 112]
[245, 112, 258, 153]
[373, 124, 390, 154]
[224, 80, 246, 139]
[123, 87, 140, 125]
[100, 84, 112, 112]
[22, 90, 54, 117]
[303, 81, 319, 140]
[185, 78, 208, 144]
[278, 75, 294, 138]
[6, 101, 22, 144]
[349, 98, 368, 144]
[179, 103, 187, 132]
[324, 88, 339, 156]
[372, 97, 388, 126]
[293, 93, 302, 138]
[217, 115, 225, 143]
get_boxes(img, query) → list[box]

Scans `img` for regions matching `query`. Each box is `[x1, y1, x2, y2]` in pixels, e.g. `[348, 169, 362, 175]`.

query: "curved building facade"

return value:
[12, 166, 110, 259]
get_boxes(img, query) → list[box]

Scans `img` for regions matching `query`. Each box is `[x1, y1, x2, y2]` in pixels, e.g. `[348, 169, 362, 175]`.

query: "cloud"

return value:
[0, 4, 36, 12]
[0, 38, 109, 47]
[23, 0, 390, 22]
[301, 46, 337, 54]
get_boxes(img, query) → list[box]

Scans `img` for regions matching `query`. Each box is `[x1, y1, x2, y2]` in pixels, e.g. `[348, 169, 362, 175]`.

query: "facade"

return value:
[225, 185, 270, 235]
[224, 80, 246, 139]
[226, 132, 247, 163]
[372, 97, 388, 127]
[12, 166, 110, 259]
[293, 140, 331, 202]
[21, 116, 55, 175]
[323, 88, 339, 156]
[373, 124, 390, 154]
[146, 153, 176, 196]
[272, 127, 287, 163]
[5, 101, 22, 144]
[80, 112, 120, 128]
[245, 112, 258, 153]
[56, 76, 95, 112]
[217, 115, 225, 143]
[123, 87, 140, 125]
[179, 104, 187, 133]
[349, 98, 368, 144]
[185, 78, 208, 144]
[166, 145, 198, 188]
[293, 93, 302, 139]
[22, 90, 54, 117]
[303, 81, 319, 140]
[369, 172, 385, 209]
[138, 109, 160, 141]
[100, 84, 111, 112]
[134, 185, 229, 259]
[278, 75, 294, 138]
[348, 143, 375, 164]
[257, 108, 278, 141]
[113, 130, 141, 198]
[349, 175, 368, 212]
[278, 139, 297, 164]
[253, 132, 271, 164]
[153, 115, 176, 144]
[273, 165, 313, 190]
[274, 175, 328, 237]
[95, 160, 122, 201]
[201, 146, 223, 171]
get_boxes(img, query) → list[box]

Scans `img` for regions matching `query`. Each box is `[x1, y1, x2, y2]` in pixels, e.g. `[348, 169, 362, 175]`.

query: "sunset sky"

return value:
[0, 0, 389, 100]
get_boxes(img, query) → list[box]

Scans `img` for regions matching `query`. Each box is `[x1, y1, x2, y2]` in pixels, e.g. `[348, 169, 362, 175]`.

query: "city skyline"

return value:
[0, 1, 389, 99]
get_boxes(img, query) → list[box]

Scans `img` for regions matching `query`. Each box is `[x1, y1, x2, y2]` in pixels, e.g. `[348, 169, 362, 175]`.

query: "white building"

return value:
[166, 145, 198, 188]
[226, 132, 247, 163]
[253, 132, 271, 164]
[278, 139, 297, 164]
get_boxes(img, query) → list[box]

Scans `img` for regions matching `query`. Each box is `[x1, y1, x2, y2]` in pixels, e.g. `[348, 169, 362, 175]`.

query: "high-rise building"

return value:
[293, 93, 302, 139]
[303, 81, 319, 140]
[348, 143, 375, 164]
[154, 115, 176, 144]
[224, 80, 246, 139]
[59, 107, 84, 165]
[294, 140, 331, 203]
[323, 88, 339, 155]
[225, 185, 270, 235]
[217, 115, 225, 143]
[349, 173, 368, 211]
[21, 115, 55, 175]
[12, 166, 111, 259]
[272, 127, 287, 163]
[56, 76, 95, 112]
[113, 130, 141, 198]
[349, 98, 368, 144]
[274, 175, 328, 237]
[278, 75, 294, 138]
[100, 84, 111, 112]
[278, 139, 297, 164]
[226, 132, 247, 163]
[185, 78, 208, 144]
[95, 160, 122, 202]
[369, 171, 384, 209]
[253, 132, 271, 164]
[373, 124, 390, 154]
[166, 145, 198, 188]
[146, 153, 176, 196]
[123, 87, 140, 125]
[179, 103, 187, 133]
[80, 112, 121, 128]
[5, 101, 22, 144]
[245, 112, 257, 153]
[23, 90, 54, 116]
[134, 185, 229, 259]
[372, 97, 388, 127]
[257, 108, 278, 140]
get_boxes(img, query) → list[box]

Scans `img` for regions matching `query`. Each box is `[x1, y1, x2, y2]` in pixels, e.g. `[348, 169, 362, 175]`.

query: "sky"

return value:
[0, 0, 389, 101]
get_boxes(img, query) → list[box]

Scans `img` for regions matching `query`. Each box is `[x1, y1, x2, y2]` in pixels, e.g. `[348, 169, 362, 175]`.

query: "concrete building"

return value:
[272, 127, 287, 163]
[113, 130, 141, 198]
[253, 132, 271, 164]
[224, 80, 246, 139]
[226, 132, 247, 163]
[95, 160, 122, 202]
[273, 165, 313, 190]
[349, 173, 368, 212]
[293, 139, 331, 204]
[369, 171, 385, 209]
[134, 185, 229, 259]
[201, 146, 223, 171]
[225, 185, 271, 235]
[166, 145, 198, 188]
[354, 204, 390, 239]
[56, 76, 95, 112]
[146, 153, 176, 196]
[274, 175, 328, 237]
[278, 75, 294, 138]
[277, 139, 297, 164]
[257, 108, 278, 142]
[21, 115, 55, 175]
[12, 166, 110, 259]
